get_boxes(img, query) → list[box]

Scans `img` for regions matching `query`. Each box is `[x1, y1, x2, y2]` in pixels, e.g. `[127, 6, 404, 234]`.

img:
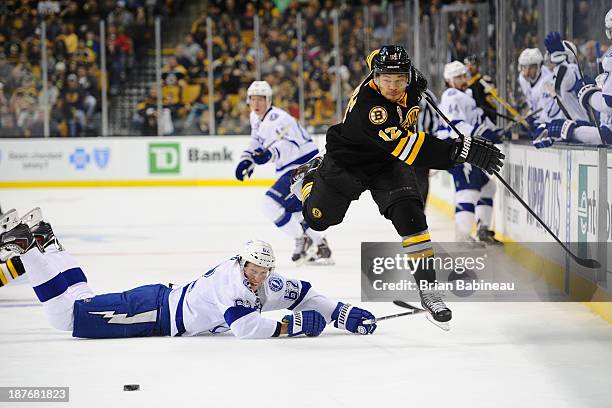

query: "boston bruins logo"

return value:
[369, 106, 388, 125]
[312, 208, 323, 219]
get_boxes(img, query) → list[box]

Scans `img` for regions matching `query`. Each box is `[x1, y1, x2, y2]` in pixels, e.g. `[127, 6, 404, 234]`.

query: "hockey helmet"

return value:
[463, 54, 478, 66]
[240, 239, 276, 271]
[372, 45, 412, 76]
[443, 61, 468, 81]
[246, 81, 273, 108]
[518, 48, 543, 67]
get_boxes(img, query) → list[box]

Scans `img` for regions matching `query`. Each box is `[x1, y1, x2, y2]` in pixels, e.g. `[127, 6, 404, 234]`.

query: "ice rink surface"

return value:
[1, 187, 611, 408]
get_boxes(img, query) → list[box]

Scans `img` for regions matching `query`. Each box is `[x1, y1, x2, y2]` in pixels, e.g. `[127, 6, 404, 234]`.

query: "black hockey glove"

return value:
[451, 135, 505, 174]
[412, 67, 428, 98]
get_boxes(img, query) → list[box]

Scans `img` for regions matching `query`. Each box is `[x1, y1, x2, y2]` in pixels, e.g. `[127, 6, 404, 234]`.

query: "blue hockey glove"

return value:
[532, 124, 554, 149]
[235, 157, 255, 181]
[283, 310, 326, 337]
[252, 147, 274, 165]
[332, 302, 377, 335]
[546, 119, 576, 141]
[544, 31, 565, 63]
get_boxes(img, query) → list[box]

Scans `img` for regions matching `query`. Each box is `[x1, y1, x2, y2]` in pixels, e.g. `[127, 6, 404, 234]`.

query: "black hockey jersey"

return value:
[467, 72, 498, 123]
[325, 73, 456, 180]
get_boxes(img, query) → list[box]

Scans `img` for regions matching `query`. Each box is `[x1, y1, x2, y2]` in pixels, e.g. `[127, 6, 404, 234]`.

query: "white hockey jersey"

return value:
[244, 106, 319, 174]
[167, 257, 337, 339]
[551, 62, 589, 122]
[589, 47, 612, 129]
[436, 88, 494, 140]
[518, 66, 563, 124]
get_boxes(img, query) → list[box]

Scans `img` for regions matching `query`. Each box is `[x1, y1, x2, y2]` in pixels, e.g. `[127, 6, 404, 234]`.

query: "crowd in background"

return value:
[0, 0, 608, 137]
[0, 0, 181, 137]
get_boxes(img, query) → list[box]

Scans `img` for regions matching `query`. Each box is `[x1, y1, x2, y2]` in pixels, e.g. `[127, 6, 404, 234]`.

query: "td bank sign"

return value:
[149, 143, 180, 174]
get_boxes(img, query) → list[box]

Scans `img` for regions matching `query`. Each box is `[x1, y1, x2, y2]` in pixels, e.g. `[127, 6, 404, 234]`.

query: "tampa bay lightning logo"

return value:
[93, 148, 110, 169]
[269, 112, 279, 121]
[268, 277, 283, 292]
[69, 147, 90, 170]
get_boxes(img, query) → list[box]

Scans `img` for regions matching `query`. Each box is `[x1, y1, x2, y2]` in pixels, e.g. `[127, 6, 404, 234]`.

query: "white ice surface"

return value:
[0, 187, 611, 408]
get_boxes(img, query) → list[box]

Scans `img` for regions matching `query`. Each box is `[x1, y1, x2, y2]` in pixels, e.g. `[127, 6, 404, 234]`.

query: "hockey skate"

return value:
[455, 232, 486, 249]
[291, 235, 317, 265]
[476, 226, 503, 246]
[20, 207, 63, 251]
[419, 289, 452, 331]
[307, 238, 335, 265]
[0, 223, 40, 262]
[0, 209, 19, 232]
[290, 156, 323, 200]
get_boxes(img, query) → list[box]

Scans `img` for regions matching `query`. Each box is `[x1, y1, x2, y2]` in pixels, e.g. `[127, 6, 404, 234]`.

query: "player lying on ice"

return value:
[0, 208, 376, 339]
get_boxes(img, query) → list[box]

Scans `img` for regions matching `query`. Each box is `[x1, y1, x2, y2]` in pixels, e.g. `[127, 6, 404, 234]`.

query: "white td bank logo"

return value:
[149, 143, 180, 174]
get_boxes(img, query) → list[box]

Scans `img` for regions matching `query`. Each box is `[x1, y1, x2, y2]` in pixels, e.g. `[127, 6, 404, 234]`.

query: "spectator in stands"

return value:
[61, 73, 86, 137]
[182, 33, 202, 66]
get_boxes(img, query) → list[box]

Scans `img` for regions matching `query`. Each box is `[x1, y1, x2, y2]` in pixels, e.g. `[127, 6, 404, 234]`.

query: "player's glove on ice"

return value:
[283, 310, 326, 337]
[252, 147, 274, 165]
[235, 156, 255, 181]
[451, 135, 504, 174]
[332, 302, 377, 335]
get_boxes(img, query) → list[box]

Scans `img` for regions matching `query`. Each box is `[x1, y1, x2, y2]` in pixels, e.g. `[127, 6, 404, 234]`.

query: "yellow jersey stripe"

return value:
[402, 233, 431, 246]
[7, 259, 19, 279]
[301, 181, 313, 195]
[405, 132, 425, 165]
[391, 137, 409, 157]
[398, 133, 418, 161]
[405, 248, 435, 259]
[0, 268, 7, 285]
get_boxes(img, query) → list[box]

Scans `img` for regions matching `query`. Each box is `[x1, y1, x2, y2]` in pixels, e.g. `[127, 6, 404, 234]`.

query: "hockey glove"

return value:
[235, 157, 255, 181]
[412, 67, 428, 98]
[283, 310, 326, 337]
[332, 302, 377, 335]
[544, 31, 566, 64]
[451, 135, 504, 174]
[546, 119, 576, 141]
[532, 124, 554, 149]
[252, 147, 274, 165]
[578, 84, 600, 113]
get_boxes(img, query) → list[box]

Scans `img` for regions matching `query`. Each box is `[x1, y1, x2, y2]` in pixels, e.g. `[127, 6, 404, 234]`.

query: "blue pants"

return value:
[449, 164, 490, 191]
[266, 171, 302, 214]
[72, 284, 171, 339]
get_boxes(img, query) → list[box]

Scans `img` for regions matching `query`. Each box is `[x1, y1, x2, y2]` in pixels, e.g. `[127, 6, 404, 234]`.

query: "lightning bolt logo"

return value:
[89, 310, 157, 324]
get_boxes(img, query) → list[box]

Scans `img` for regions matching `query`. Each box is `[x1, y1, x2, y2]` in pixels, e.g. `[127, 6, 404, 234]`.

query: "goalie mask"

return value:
[246, 81, 273, 108]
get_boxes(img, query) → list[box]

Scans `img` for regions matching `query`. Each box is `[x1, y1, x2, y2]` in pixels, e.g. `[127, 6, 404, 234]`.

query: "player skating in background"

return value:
[235, 81, 333, 265]
[290, 46, 504, 329]
[437, 61, 506, 246]
[0, 208, 375, 339]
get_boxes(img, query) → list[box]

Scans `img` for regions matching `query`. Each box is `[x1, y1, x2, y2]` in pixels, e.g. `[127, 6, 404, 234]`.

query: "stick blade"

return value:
[393, 300, 425, 313]
[574, 257, 601, 269]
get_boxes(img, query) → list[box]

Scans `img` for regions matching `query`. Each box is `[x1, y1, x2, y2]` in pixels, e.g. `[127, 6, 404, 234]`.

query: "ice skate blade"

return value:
[425, 313, 451, 331]
[307, 257, 335, 266]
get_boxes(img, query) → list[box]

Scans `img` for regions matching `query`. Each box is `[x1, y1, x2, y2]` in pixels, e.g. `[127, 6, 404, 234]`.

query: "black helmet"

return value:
[372, 45, 412, 75]
[463, 54, 478, 66]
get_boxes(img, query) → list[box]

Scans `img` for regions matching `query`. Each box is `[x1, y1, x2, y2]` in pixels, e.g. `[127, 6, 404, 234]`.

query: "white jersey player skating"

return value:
[0, 209, 376, 339]
[235, 81, 333, 265]
[437, 61, 505, 246]
[517, 48, 563, 129]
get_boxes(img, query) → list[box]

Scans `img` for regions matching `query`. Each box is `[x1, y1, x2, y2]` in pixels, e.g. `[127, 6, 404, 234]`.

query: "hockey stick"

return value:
[501, 108, 543, 133]
[422, 92, 601, 269]
[362, 306, 425, 325]
[479, 79, 530, 127]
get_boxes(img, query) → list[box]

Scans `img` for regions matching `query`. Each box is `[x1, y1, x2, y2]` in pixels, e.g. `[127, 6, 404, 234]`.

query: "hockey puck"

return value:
[123, 384, 140, 391]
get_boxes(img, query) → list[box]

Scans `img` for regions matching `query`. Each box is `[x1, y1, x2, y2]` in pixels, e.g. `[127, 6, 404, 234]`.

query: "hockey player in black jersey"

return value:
[290, 45, 504, 327]
[464, 54, 498, 123]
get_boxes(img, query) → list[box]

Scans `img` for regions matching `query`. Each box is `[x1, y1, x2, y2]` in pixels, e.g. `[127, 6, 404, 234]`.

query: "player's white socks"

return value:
[455, 211, 475, 238]
[475, 204, 493, 229]
[304, 226, 324, 246]
[277, 213, 305, 239]
[21, 249, 93, 331]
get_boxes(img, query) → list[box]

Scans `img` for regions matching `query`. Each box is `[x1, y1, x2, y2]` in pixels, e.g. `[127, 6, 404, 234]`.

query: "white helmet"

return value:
[606, 9, 612, 40]
[240, 239, 275, 270]
[518, 48, 543, 67]
[443, 61, 468, 82]
[246, 81, 273, 108]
